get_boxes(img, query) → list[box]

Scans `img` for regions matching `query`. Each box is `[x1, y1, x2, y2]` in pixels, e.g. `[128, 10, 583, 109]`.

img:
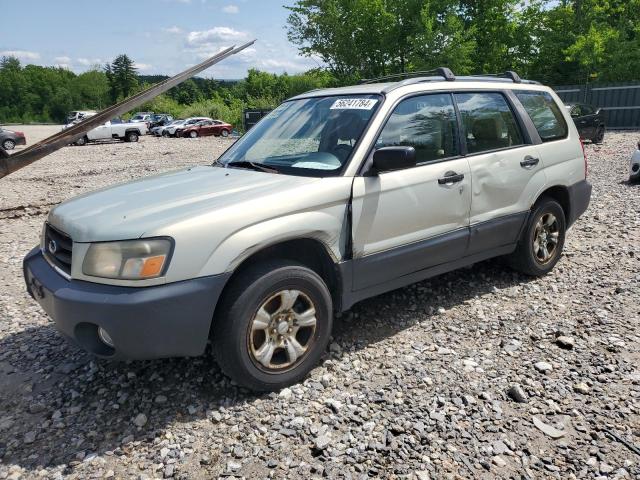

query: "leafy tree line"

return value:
[286, 0, 640, 84]
[0, 54, 334, 126]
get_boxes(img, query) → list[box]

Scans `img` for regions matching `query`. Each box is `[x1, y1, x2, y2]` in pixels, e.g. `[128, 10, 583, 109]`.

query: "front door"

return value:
[351, 93, 471, 291]
[90, 121, 112, 140]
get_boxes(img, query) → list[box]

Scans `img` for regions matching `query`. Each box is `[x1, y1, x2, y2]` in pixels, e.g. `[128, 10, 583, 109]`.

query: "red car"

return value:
[179, 120, 232, 138]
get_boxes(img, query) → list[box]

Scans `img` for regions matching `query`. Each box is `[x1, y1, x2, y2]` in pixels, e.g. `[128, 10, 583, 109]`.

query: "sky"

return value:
[0, 0, 320, 79]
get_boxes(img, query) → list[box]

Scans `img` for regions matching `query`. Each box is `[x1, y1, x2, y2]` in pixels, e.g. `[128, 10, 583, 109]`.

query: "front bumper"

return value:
[23, 247, 230, 360]
[566, 179, 592, 228]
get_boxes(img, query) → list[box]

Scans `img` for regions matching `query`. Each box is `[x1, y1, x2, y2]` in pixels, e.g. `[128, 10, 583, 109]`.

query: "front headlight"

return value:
[82, 238, 173, 280]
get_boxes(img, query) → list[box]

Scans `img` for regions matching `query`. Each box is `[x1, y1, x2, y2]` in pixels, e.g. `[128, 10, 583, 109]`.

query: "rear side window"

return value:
[454, 92, 524, 154]
[515, 91, 568, 142]
[376, 93, 460, 164]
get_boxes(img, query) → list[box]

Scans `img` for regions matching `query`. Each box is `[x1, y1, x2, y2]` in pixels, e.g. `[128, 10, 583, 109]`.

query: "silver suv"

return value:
[24, 69, 591, 391]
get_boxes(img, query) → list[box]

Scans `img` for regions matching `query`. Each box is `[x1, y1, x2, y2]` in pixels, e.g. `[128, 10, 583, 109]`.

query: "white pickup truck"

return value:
[71, 119, 148, 146]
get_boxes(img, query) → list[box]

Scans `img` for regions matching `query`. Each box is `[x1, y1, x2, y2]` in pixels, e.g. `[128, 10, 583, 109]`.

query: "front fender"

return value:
[198, 205, 346, 277]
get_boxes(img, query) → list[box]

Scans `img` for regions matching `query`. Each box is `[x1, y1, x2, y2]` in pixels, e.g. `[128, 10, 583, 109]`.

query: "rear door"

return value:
[351, 92, 471, 290]
[453, 91, 546, 255]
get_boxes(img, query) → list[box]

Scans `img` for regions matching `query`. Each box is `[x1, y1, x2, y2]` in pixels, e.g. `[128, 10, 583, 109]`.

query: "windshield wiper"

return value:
[226, 160, 279, 174]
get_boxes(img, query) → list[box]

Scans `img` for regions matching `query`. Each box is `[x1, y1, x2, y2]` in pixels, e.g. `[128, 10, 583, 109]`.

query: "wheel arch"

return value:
[213, 237, 343, 322]
[533, 184, 570, 222]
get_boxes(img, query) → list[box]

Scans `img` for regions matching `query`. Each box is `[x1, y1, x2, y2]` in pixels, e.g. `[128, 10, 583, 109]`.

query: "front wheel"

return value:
[74, 136, 87, 146]
[189, 130, 198, 138]
[508, 197, 566, 276]
[212, 261, 333, 391]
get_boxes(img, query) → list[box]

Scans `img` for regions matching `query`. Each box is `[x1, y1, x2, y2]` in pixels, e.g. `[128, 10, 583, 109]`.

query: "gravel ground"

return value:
[0, 132, 639, 479]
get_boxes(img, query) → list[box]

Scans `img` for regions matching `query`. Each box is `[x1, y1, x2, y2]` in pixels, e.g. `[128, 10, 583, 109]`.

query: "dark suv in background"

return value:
[566, 103, 605, 143]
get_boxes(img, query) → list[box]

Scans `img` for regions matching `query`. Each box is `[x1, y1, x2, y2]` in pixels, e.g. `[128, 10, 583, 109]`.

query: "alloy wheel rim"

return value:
[248, 289, 317, 372]
[532, 212, 559, 264]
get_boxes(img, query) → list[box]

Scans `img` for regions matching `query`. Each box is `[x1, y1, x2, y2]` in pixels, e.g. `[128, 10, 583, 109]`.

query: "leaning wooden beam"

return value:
[0, 40, 256, 179]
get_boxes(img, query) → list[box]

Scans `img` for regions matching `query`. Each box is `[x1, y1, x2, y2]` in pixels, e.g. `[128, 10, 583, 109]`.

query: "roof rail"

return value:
[360, 67, 455, 84]
[463, 71, 523, 83]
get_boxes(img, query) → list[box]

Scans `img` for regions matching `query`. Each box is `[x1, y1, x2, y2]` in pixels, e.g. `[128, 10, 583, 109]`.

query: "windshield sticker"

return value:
[330, 98, 378, 110]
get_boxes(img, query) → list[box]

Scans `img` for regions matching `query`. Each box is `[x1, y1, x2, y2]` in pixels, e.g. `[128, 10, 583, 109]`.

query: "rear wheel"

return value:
[2, 139, 16, 150]
[125, 131, 139, 143]
[593, 126, 605, 144]
[189, 130, 198, 138]
[213, 260, 333, 391]
[221, 129, 230, 138]
[74, 136, 87, 147]
[508, 197, 566, 276]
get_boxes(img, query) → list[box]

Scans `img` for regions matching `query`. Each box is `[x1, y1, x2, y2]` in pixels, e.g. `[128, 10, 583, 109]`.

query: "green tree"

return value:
[105, 54, 138, 101]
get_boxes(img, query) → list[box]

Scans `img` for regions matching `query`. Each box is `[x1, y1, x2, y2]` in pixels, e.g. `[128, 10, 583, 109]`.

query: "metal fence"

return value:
[243, 108, 272, 132]
[553, 82, 640, 129]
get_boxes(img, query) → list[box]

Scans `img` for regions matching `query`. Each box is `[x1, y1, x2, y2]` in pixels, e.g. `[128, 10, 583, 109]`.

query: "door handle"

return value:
[438, 171, 465, 185]
[520, 156, 540, 169]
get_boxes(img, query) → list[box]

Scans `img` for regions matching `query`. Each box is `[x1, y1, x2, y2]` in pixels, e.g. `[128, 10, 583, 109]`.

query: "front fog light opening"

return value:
[98, 327, 114, 348]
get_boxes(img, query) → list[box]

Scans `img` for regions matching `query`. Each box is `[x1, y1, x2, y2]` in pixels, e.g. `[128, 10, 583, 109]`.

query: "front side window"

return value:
[455, 92, 524, 154]
[515, 91, 568, 142]
[219, 95, 381, 176]
[375, 93, 460, 165]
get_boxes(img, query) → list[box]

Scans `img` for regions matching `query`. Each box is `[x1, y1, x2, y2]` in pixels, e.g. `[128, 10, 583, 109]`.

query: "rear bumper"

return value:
[566, 180, 592, 228]
[14, 136, 26, 146]
[23, 247, 230, 360]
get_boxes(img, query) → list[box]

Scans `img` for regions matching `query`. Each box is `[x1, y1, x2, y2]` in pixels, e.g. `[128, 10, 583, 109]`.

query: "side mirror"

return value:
[370, 146, 417, 174]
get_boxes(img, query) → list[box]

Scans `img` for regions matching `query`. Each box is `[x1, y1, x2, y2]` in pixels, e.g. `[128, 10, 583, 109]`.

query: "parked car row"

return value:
[152, 117, 233, 138]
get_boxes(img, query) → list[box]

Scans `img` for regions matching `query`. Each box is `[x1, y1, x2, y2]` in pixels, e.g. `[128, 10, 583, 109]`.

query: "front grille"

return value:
[43, 224, 73, 275]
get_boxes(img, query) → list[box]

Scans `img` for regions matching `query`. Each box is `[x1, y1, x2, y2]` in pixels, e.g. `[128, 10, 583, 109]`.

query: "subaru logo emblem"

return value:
[48, 239, 57, 254]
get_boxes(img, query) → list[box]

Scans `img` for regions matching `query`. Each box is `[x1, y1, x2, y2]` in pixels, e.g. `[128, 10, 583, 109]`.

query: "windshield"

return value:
[219, 94, 381, 176]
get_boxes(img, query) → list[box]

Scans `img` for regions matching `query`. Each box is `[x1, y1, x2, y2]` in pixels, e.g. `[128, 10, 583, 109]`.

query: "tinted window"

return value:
[454, 92, 524, 154]
[516, 91, 569, 142]
[581, 104, 594, 115]
[376, 93, 459, 164]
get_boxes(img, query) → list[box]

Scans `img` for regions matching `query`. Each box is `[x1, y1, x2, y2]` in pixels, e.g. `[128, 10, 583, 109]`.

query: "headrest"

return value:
[472, 117, 503, 141]
[334, 112, 365, 141]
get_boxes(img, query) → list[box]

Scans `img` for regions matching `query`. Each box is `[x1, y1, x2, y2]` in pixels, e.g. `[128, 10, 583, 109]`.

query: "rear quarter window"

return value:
[515, 91, 568, 142]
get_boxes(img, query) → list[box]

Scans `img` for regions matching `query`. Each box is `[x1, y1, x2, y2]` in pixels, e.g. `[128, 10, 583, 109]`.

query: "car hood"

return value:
[48, 166, 320, 242]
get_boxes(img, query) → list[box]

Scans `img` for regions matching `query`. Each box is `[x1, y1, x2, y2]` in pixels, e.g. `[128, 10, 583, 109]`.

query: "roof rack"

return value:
[360, 67, 455, 84]
[464, 71, 522, 83]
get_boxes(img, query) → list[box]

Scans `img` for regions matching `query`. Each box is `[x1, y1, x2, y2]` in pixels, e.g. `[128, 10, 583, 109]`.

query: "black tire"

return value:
[221, 129, 230, 138]
[2, 139, 16, 150]
[125, 131, 139, 143]
[508, 197, 566, 276]
[74, 136, 88, 147]
[212, 260, 333, 391]
[189, 130, 198, 138]
[162, 130, 169, 137]
[593, 126, 605, 144]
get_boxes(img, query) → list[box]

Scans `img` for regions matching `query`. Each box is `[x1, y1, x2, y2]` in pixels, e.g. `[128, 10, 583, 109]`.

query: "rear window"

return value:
[454, 92, 524, 154]
[515, 91, 568, 142]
